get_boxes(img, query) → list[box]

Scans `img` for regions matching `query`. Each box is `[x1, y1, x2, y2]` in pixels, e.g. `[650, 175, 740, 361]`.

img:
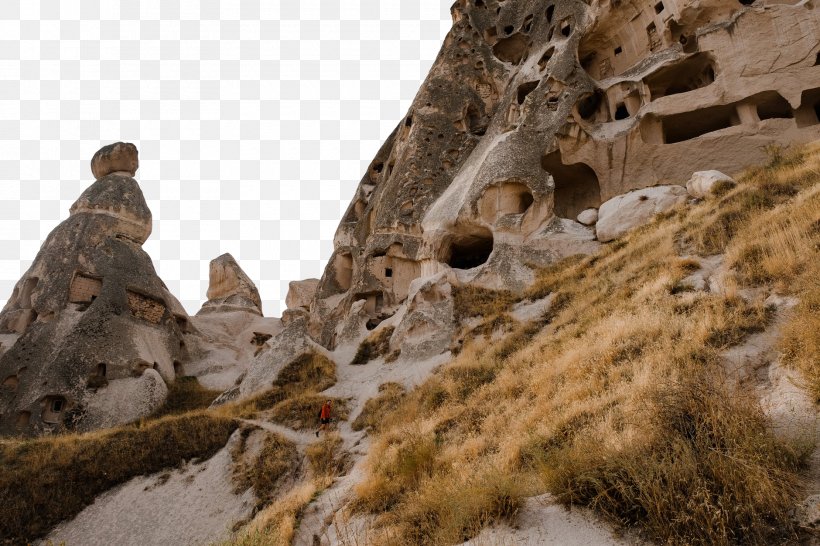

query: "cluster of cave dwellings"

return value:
[0, 271, 188, 432]
[566, 0, 819, 195]
[312, 0, 818, 341]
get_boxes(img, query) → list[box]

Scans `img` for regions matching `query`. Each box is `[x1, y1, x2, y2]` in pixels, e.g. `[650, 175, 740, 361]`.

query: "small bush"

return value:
[151, 376, 222, 419]
[268, 395, 349, 431]
[351, 326, 395, 365]
[0, 412, 237, 543]
[387, 468, 524, 545]
[306, 433, 349, 477]
[542, 375, 806, 545]
[274, 351, 336, 393]
[248, 435, 299, 505]
[453, 285, 519, 320]
[352, 383, 406, 432]
[781, 281, 820, 401]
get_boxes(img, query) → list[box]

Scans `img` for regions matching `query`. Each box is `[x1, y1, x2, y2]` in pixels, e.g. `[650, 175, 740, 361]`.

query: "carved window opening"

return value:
[795, 87, 820, 127]
[658, 103, 740, 143]
[42, 396, 67, 424]
[614, 103, 629, 120]
[492, 34, 530, 64]
[538, 47, 555, 69]
[127, 290, 166, 324]
[16, 411, 30, 429]
[647, 23, 661, 51]
[385, 268, 393, 278]
[2, 375, 18, 390]
[755, 92, 793, 120]
[614, 46, 622, 56]
[69, 273, 102, 304]
[446, 228, 494, 270]
[560, 20, 571, 37]
[645, 53, 716, 100]
[541, 151, 602, 218]
[654, 1, 664, 13]
[517, 81, 539, 105]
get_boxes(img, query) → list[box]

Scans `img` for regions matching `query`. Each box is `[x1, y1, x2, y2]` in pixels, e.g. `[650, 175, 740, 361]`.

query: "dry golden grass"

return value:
[0, 412, 237, 543]
[231, 427, 300, 507]
[352, 326, 395, 365]
[274, 351, 337, 394]
[150, 376, 222, 419]
[453, 285, 520, 319]
[226, 480, 326, 546]
[267, 394, 349, 431]
[352, 382, 407, 432]
[352, 143, 820, 545]
[306, 432, 349, 477]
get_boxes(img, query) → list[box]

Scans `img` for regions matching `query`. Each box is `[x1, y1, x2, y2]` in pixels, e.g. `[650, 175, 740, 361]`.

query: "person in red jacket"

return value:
[316, 400, 332, 437]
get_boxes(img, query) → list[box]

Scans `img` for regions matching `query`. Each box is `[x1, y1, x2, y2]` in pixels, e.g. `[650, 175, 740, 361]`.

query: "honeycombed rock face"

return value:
[308, 0, 820, 348]
[0, 148, 190, 436]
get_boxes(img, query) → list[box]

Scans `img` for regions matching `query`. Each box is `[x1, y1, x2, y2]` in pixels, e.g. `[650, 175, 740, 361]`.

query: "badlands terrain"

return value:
[1, 0, 820, 544]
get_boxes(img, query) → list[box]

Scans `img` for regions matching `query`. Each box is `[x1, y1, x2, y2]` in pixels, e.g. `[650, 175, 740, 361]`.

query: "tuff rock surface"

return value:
[2, 1, 819, 444]
[199, 253, 263, 315]
[91, 142, 139, 180]
[304, 0, 820, 350]
[0, 151, 189, 436]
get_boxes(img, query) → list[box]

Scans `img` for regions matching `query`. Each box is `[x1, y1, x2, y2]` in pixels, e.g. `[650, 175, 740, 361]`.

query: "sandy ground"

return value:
[44, 434, 256, 546]
[463, 494, 646, 546]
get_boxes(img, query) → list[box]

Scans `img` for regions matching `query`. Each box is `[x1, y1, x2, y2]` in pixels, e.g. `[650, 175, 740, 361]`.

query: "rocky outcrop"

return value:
[305, 0, 820, 348]
[91, 142, 139, 180]
[686, 170, 735, 198]
[286, 279, 320, 310]
[199, 254, 263, 316]
[0, 145, 190, 436]
[596, 185, 687, 242]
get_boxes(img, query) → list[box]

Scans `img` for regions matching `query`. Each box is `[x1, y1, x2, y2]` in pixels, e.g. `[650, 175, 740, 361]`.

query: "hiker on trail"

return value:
[316, 399, 332, 437]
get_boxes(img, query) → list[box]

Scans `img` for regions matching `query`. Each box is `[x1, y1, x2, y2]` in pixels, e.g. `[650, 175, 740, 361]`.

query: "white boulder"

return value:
[686, 170, 735, 198]
[596, 185, 687, 242]
[576, 208, 599, 226]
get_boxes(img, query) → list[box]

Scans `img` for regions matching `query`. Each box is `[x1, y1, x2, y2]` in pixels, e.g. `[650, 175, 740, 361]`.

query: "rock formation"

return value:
[300, 0, 820, 354]
[0, 144, 190, 435]
[2, 1, 819, 441]
[199, 253, 263, 315]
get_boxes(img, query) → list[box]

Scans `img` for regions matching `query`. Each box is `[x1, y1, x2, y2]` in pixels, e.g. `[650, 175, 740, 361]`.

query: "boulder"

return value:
[199, 254, 263, 315]
[577, 208, 599, 226]
[596, 186, 687, 242]
[90, 142, 139, 179]
[686, 170, 735, 198]
[286, 279, 320, 310]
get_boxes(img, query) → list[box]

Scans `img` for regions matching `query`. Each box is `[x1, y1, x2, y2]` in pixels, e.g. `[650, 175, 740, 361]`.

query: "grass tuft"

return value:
[352, 326, 395, 365]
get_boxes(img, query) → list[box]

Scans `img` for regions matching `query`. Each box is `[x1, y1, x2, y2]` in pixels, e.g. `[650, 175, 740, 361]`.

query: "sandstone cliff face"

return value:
[307, 0, 820, 349]
[0, 148, 191, 436]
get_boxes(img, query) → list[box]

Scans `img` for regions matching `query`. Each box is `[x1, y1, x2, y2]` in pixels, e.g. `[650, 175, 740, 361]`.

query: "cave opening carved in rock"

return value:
[541, 151, 602, 219]
[645, 53, 716, 100]
[446, 228, 494, 270]
[492, 33, 530, 65]
[479, 182, 535, 224]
